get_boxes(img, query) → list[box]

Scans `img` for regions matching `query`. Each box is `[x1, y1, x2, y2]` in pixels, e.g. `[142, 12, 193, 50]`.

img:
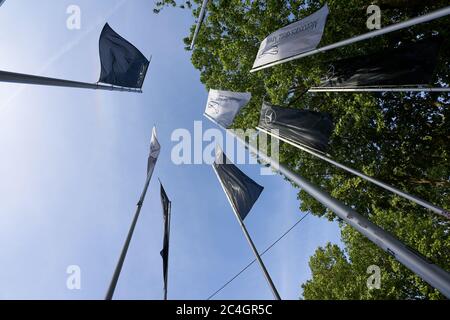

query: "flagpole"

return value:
[308, 87, 450, 92]
[105, 171, 153, 300]
[250, 6, 450, 72]
[204, 112, 230, 128]
[230, 130, 450, 298]
[256, 127, 449, 220]
[212, 165, 282, 300]
[0, 70, 143, 93]
[190, 0, 209, 50]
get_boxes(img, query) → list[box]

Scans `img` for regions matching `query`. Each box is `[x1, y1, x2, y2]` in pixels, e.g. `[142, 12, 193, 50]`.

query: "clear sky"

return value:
[0, 0, 342, 300]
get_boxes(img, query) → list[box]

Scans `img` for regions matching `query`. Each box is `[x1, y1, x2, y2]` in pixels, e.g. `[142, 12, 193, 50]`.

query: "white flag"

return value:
[147, 126, 161, 176]
[204, 89, 251, 128]
[252, 4, 329, 69]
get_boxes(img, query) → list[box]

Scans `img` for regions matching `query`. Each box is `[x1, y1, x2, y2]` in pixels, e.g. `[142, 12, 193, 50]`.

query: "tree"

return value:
[153, 0, 192, 14]
[155, 0, 450, 299]
[301, 243, 367, 300]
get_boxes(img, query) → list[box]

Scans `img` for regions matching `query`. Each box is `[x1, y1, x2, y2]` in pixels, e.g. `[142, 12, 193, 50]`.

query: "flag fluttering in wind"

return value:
[147, 127, 161, 177]
[0, 22, 149, 93]
[106, 126, 161, 300]
[160, 182, 171, 300]
[212, 146, 280, 299]
[213, 146, 263, 220]
[258, 102, 333, 154]
[251, 6, 450, 73]
[252, 4, 329, 70]
[204, 89, 251, 129]
[318, 37, 443, 88]
[99, 23, 150, 89]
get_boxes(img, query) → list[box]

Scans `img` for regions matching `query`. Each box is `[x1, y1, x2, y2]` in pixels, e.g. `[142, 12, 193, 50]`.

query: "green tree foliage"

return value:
[153, 0, 192, 13]
[155, 0, 450, 299]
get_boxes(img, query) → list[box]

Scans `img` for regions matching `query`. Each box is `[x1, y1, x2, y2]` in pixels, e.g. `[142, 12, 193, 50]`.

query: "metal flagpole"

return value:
[308, 87, 450, 92]
[212, 164, 282, 300]
[230, 130, 450, 298]
[250, 6, 450, 72]
[105, 172, 153, 300]
[204, 112, 227, 128]
[190, 0, 209, 50]
[256, 126, 449, 220]
[0, 70, 143, 93]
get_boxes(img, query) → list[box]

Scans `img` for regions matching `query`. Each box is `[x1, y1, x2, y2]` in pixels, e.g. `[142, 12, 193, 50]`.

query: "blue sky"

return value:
[0, 0, 341, 300]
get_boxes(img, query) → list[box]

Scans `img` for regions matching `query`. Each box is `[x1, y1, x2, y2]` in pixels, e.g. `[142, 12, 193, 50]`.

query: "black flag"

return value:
[213, 147, 263, 220]
[99, 23, 150, 88]
[160, 182, 171, 300]
[258, 102, 333, 153]
[319, 37, 442, 88]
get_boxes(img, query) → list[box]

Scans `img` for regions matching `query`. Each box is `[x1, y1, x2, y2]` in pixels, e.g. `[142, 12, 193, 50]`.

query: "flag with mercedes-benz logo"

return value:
[252, 4, 329, 70]
[204, 89, 252, 128]
[99, 23, 150, 89]
[258, 102, 333, 153]
[318, 37, 443, 88]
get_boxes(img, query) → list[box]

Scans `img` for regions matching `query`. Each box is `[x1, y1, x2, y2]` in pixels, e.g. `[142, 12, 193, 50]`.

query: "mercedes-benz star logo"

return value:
[258, 45, 279, 59]
[207, 101, 220, 115]
[264, 108, 277, 125]
[321, 63, 336, 84]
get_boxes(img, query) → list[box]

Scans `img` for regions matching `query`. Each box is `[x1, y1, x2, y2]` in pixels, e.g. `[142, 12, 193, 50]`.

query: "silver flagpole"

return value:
[0, 70, 143, 93]
[105, 171, 153, 300]
[204, 112, 226, 128]
[308, 87, 450, 92]
[256, 126, 449, 220]
[190, 0, 209, 50]
[212, 164, 282, 300]
[250, 6, 450, 72]
[230, 130, 450, 298]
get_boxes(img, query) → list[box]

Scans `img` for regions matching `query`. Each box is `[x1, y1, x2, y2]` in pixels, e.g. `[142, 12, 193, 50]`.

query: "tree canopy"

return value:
[154, 0, 450, 299]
